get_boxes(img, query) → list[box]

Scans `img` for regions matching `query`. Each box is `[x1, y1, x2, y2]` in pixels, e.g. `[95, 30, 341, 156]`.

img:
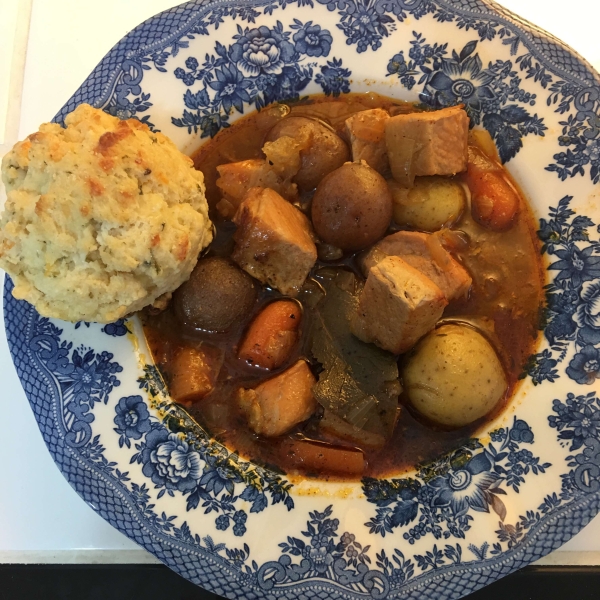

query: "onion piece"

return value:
[388, 137, 416, 188]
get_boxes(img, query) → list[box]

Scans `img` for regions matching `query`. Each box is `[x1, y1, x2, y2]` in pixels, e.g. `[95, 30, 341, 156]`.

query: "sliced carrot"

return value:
[238, 300, 302, 369]
[282, 439, 365, 478]
[465, 146, 519, 232]
[169, 345, 223, 406]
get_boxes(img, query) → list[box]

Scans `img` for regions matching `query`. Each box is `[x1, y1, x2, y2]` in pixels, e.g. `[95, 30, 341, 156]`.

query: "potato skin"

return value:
[311, 162, 393, 251]
[390, 176, 465, 231]
[266, 117, 349, 191]
[403, 324, 507, 428]
[173, 256, 257, 331]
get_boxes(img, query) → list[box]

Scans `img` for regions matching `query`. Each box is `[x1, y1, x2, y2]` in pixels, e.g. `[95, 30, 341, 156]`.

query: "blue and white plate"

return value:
[5, 1, 600, 598]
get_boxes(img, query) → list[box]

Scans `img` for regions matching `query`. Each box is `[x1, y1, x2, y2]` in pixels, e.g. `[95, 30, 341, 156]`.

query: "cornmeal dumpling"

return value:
[0, 104, 212, 323]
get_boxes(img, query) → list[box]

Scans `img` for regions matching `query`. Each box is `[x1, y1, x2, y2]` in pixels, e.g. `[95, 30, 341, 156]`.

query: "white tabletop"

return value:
[1, 0, 600, 566]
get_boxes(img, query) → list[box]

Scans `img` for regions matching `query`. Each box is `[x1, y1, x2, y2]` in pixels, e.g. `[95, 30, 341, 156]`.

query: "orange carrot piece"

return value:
[282, 439, 365, 477]
[238, 300, 302, 369]
[465, 146, 519, 232]
[169, 346, 223, 406]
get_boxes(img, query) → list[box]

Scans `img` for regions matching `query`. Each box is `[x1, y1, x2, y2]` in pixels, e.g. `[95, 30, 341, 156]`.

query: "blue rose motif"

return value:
[566, 345, 600, 385]
[114, 395, 151, 440]
[425, 53, 495, 113]
[230, 26, 295, 78]
[429, 453, 500, 515]
[551, 245, 600, 289]
[293, 22, 332, 57]
[141, 429, 202, 492]
[208, 64, 252, 113]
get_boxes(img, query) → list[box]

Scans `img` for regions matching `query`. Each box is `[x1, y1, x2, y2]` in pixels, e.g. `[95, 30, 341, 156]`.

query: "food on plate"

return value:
[388, 176, 466, 231]
[142, 93, 543, 480]
[237, 359, 317, 437]
[403, 324, 508, 427]
[0, 103, 212, 322]
[465, 145, 520, 231]
[238, 299, 302, 369]
[231, 186, 317, 296]
[7, 94, 540, 480]
[361, 231, 472, 301]
[173, 257, 257, 331]
[311, 162, 393, 251]
[168, 345, 224, 406]
[265, 116, 350, 191]
[351, 255, 447, 354]
[385, 104, 469, 183]
[344, 108, 390, 173]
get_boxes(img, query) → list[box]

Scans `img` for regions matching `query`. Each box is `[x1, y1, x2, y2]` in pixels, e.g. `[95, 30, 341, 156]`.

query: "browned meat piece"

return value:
[169, 345, 224, 406]
[344, 108, 390, 173]
[215, 159, 297, 218]
[237, 360, 317, 437]
[232, 187, 317, 296]
[351, 256, 447, 354]
[385, 105, 469, 178]
[362, 230, 472, 301]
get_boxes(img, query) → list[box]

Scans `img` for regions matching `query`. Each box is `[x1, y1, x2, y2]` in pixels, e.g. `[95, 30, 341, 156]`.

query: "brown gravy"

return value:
[142, 93, 544, 481]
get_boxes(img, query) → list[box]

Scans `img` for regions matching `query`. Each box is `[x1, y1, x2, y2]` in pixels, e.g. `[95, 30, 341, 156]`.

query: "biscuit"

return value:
[0, 104, 212, 323]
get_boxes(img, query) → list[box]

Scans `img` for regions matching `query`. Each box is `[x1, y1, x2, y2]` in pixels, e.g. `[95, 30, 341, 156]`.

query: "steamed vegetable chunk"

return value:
[351, 256, 447, 354]
[403, 324, 507, 427]
[465, 145, 520, 231]
[173, 257, 257, 331]
[310, 270, 400, 441]
[232, 187, 317, 296]
[311, 162, 393, 251]
[265, 116, 350, 191]
[215, 158, 297, 218]
[169, 346, 224, 406]
[237, 360, 317, 436]
[389, 176, 465, 231]
[344, 108, 390, 173]
[282, 438, 365, 477]
[362, 231, 472, 301]
[238, 300, 302, 369]
[385, 105, 469, 179]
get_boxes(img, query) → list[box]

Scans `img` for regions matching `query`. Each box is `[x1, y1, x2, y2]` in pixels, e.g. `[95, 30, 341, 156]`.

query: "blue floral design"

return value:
[386, 34, 546, 162]
[230, 25, 296, 77]
[169, 20, 350, 137]
[315, 58, 351, 97]
[102, 319, 129, 337]
[208, 64, 253, 113]
[141, 428, 203, 493]
[254, 506, 388, 592]
[524, 195, 600, 385]
[363, 418, 550, 540]
[429, 453, 502, 516]
[292, 20, 332, 57]
[113, 395, 151, 448]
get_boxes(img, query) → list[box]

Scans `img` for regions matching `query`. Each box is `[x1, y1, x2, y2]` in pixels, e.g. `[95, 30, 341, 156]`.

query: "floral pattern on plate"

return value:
[7, 1, 600, 599]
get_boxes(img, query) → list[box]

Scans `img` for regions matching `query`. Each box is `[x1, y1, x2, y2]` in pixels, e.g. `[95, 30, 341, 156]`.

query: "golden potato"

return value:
[390, 176, 465, 231]
[311, 162, 393, 251]
[403, 324, 507, 427]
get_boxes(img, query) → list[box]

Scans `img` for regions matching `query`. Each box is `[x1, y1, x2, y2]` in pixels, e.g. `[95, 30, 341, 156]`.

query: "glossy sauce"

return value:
[142, 93, 544, 480]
